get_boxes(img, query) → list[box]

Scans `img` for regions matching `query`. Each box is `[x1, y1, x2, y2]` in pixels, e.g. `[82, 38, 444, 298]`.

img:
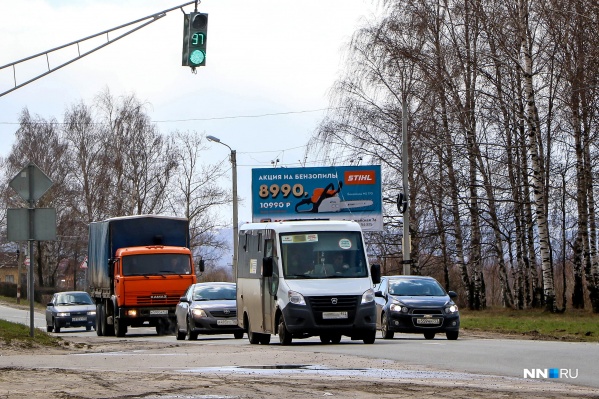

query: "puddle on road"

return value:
[178, 364, 497, 381]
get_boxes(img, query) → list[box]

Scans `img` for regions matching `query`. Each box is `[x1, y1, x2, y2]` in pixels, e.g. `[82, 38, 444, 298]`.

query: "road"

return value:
[1, 304, 598, 398]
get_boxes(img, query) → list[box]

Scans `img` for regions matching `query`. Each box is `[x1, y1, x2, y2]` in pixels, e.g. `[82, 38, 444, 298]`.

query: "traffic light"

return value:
[182, 12, 208, 68]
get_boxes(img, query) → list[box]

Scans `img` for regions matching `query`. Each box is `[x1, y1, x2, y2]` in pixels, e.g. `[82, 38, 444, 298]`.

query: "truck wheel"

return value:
[96, 304, 104, 336]
[278, 317, 292, 345]
[381, 315, 394, 339]
[115, 317, 127, 337]
[362, 330, 376, 344]
[102, 303, 115, 336]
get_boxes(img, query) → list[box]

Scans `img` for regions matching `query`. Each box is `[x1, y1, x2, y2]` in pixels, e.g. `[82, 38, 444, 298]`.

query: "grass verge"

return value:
[0, 319, 63, 349]
[460, 307, 599, 342]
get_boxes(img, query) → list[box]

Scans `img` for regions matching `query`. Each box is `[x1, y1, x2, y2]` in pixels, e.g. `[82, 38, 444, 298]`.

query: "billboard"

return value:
[251, 165, 383, 231]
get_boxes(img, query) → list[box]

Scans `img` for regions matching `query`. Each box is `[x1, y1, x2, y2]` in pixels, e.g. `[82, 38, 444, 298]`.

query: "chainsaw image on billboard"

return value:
[251, 165, 382, 231]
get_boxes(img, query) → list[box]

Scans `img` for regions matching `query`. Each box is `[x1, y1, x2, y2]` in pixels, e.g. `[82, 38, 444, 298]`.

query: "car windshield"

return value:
[56, 293, 93, 305]
[388, 279, 446, 296]
[192, 285, 236, 301]
[281, 231, 368, 279]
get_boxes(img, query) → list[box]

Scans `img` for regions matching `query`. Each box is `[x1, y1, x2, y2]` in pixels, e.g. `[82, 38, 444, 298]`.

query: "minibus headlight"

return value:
[361, 288, 375, 304]
[288, 290, 306, 305]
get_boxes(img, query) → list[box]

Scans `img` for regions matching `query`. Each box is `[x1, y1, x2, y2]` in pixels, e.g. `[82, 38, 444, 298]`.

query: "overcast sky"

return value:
[0, 0, 378, 224]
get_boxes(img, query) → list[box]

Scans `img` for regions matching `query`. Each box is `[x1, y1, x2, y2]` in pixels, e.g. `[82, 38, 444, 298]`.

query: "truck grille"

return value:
[135, 293, 180, 305]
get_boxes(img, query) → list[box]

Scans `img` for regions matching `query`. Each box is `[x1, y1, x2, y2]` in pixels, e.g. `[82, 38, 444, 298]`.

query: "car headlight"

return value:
[389, 302, 409, 313]
[361, 288, 375, 304]
[192, 308, 207, 317]
[56, 312, 69, 317]
[445, 304, 458, 314]
[88, 311, 96, 316]
[288, 290, 306, 305]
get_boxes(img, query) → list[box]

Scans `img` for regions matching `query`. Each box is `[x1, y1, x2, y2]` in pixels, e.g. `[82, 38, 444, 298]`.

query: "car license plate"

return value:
[150, 310, 168, 315]
[416, 318, 440, 325]
[322, 311, 348, 319]
[72, 316, 87, 322]
[217, 319, 237, 326]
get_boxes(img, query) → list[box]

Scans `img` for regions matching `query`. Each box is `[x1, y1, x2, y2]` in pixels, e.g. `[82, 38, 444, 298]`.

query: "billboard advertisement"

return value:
[251, 165, 383, 231]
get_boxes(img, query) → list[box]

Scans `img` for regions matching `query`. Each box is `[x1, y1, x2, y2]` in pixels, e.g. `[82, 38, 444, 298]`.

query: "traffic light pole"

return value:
[0, 1, 196, 97]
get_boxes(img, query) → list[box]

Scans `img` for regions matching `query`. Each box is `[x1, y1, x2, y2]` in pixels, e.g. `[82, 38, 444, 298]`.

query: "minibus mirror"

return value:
[370, 264, 381, 284]
[198, 259, 205, 273]
[263, 256, 273, 278]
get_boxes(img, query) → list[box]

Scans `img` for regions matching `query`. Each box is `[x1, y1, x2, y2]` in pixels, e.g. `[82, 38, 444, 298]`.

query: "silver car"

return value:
[46, 291, 96, 333]
[175, 282, 244, 340]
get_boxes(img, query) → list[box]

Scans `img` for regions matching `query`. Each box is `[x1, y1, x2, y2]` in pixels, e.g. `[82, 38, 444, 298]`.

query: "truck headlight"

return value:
[192, 308, 207, 317]
[361, 288, 375, 304]
[288, 290, 306, 305]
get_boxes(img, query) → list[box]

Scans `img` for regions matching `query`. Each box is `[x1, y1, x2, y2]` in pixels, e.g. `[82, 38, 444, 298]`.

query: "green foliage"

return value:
[0, 319, 62, 348]
[461, 308, 599, 342]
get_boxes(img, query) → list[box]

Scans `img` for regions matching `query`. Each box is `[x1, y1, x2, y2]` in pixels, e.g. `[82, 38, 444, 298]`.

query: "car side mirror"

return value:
[179, 296, 189, 303]
[370, 264, 381, 285]
[262, 256, 273, 278]
[374, 291, 383, 298]
[46, 302, 53, 307]
[448, 290, 458, 298]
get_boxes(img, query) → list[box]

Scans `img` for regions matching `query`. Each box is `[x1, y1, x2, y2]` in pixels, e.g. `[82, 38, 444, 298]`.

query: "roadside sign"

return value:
[251, 165, 383, 231]
[9, 163, 53, 202]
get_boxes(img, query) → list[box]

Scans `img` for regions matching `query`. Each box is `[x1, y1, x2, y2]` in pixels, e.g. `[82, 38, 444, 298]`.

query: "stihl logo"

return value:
[345, 170, 376, 185]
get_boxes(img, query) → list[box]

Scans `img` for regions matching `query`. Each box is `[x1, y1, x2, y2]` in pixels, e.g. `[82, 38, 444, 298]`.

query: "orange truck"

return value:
[87, 215, 199, 337]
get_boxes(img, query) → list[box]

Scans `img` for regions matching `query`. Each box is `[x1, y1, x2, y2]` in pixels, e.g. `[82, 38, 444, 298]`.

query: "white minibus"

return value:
[236, 220, 381, 345]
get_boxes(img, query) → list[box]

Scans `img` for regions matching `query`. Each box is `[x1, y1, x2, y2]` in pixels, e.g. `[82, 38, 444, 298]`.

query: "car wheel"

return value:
[319, 335, 331, 344]
[187, 317, 198, 340]
[86, 325, 91, 331]
[362, 330, 376, 344]
[446, 330, 459, 340]
[330, 334, 342, 344]
[46, 325, 53, 333]
[53, 319, 61, 333]
[424, 332, 436, 340]
[381, 315, 394, 339]
[176, 318, 186, 340]
[278, 317, 292, 345]
[234, 331, 244, 339]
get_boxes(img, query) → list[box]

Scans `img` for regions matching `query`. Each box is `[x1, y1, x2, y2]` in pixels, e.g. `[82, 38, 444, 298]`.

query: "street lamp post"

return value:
[206, 135, 238, 277]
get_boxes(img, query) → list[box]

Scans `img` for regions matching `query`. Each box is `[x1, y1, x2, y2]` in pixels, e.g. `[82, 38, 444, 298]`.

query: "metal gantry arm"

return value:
[0, 1, 195, 98]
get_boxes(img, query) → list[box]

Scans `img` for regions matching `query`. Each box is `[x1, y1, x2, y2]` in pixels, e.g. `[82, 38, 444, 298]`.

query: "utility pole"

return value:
[402, 96, 411, 275]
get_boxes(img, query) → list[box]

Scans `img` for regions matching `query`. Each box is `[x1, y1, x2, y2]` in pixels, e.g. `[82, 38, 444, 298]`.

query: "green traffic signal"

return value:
[182, 12, 208, 68]
[189, 49, 205, 65]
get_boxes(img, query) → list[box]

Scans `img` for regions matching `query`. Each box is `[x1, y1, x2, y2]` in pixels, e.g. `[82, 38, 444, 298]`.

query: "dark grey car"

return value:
[45, 291, 96, 333]
[374, 276, 460, 340]
[175, 282, 244, 340]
